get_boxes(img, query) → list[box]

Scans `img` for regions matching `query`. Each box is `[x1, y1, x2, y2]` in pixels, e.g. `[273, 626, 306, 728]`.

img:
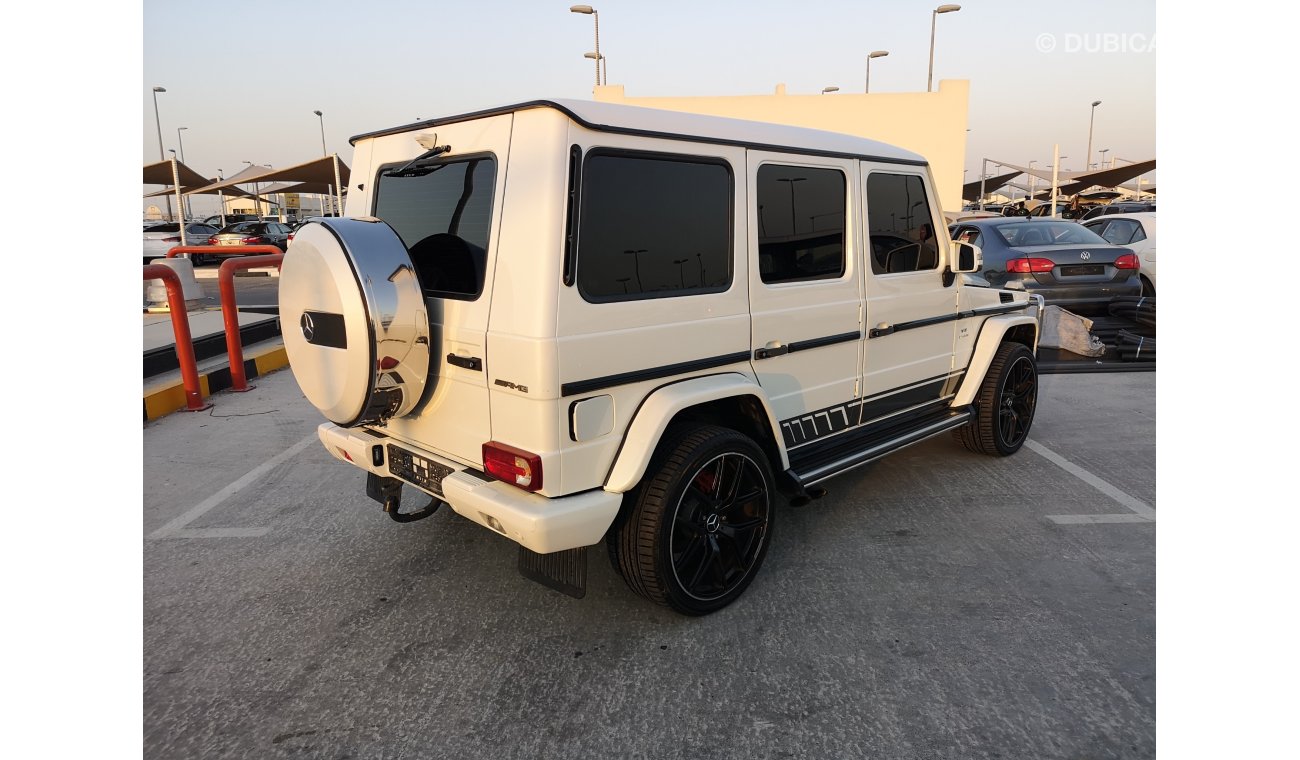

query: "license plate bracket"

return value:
[387, 444, 454, 496]
[1060, 264, 1104, 276]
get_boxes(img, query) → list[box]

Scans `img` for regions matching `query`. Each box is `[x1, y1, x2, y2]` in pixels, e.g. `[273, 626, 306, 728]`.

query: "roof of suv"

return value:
[350, 98, 927, 167]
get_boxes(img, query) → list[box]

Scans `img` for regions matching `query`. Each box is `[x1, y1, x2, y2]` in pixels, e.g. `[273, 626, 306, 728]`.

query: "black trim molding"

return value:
[869, 302, 1030, 339]
[561, 351, 751, 397]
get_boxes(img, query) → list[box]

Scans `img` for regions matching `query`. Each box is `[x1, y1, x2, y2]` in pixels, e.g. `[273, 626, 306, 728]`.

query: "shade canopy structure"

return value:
[187, 155, 349, 196]
[143, 155, 351, 218]
[988, 159, 1155, 196]
[143, 159, 213, 190]
[961, 170, 1023, 202]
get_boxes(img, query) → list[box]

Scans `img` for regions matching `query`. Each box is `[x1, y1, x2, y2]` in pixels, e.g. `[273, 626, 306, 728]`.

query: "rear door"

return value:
[746, 151, 864, 450]
[860, 167, 961, 418]
[362, 115, 514, 466]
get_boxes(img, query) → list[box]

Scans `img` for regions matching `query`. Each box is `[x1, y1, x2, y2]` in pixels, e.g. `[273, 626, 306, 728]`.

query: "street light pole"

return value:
[865, 50, 889, 93]
[1028, 160, 1037, 201]
[978, 157, 988, 211]
[151, 86, 173, 221]
[1086, 100, 1101, 177]
[570, 5, 602, 87]
[777, 177, 806, 234]
[176, 126, 191, 219]
[927, 5, 961, 92]
[314, 110, 332, 216]
[585, 51, 606, 84]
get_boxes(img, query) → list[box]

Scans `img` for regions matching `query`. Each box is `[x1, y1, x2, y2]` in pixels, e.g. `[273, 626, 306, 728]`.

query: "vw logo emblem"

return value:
[1079, 251, 1091, 260]
[300, 312, 315, 342]
[704, 513, 721, 533]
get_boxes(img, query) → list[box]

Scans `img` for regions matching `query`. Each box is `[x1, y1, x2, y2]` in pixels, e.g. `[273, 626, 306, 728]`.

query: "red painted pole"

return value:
[143, 264, 212, 412]
[218, 251, 285, 391]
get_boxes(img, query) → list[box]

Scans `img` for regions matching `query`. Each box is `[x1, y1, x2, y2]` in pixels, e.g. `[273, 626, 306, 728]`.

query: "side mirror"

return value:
[953, 241, 982, 273]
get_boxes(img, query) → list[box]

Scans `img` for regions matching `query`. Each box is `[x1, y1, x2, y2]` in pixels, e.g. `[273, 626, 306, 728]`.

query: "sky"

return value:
[142, 0, 1155, 215]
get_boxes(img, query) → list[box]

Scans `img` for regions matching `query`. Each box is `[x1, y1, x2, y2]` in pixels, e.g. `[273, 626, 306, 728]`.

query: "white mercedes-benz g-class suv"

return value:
[280, 99, 1041, 615]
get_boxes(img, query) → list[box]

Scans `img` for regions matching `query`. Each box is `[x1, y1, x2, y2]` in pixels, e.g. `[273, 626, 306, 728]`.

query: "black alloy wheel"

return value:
[996, 351, 1037, 450]
[610, 426, 775, 616]
[954, 341, 1038, 456]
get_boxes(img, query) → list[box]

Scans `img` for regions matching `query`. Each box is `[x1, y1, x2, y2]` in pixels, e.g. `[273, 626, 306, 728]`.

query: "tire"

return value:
[609, 425, 775, 616]
[1140, 275, 1155, 298]
[953, 342, 1038, 456]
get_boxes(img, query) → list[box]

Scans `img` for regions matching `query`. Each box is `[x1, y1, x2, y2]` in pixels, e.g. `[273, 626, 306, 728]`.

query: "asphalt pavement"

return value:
[143, 367, 1155, 759]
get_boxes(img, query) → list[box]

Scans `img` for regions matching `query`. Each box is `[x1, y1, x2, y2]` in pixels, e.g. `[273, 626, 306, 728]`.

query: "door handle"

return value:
[868, 323, 894, 338]
[754, 341, 789, 360]
[446, 353, 482, 371]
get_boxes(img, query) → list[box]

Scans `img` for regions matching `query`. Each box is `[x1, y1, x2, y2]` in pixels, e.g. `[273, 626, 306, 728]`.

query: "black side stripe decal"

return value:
[781, 372, 964, 449]
[869, 302, 1030, 338]
[561, 351, 751, 397]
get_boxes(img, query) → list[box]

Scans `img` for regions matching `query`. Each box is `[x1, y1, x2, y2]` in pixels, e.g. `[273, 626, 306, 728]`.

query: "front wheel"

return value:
[954, 342, 1038, 456]
[609, 425, 775, 616]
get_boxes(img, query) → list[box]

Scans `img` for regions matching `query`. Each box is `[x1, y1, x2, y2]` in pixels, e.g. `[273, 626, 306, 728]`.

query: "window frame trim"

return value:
[754, 161, 851, 287]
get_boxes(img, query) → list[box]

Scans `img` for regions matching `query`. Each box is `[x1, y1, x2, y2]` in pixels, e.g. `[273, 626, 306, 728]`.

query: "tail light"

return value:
[241, 236, 264, 244]
[161, 236, 180, 243]
[1114, 253, 1139, 270]
[483, 441, 543, 492]
[1006, 257, 1055, 273]
[207, 236, 218, 245]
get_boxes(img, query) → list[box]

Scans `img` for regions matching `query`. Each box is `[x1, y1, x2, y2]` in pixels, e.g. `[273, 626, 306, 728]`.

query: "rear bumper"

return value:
[317, 423, 621, 554]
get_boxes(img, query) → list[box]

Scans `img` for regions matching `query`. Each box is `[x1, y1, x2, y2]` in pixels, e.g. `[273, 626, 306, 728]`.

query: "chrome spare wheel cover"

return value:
[279, 217, 430, 427]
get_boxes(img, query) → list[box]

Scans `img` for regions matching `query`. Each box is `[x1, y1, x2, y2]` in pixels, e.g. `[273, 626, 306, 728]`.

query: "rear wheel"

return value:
[954, 342, 1038, 456]
[610, 425, 775, 616]
[1140, 275, 1155, 298]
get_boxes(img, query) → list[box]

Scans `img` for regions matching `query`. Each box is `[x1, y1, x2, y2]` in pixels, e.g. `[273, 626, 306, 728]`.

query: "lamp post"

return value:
[570, 5, 602, 86]
[314, 110, 332, 216]
[151, 86, 174, 221]
[777, 177, 806, 234]
[865, 50, 889, 93]
[176, 126, 192, 219]
[1028, 159, 1037, 201]
[1098, 148, 1110, 172]
[927, 4, 961, 92]
[584, 52, 606, 83]
[1085, 100, 1101, 177]
[821, 86, 839, 94]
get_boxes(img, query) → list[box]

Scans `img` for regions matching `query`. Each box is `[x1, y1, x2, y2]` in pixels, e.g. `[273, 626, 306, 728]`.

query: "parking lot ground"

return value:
[144, 369, 1154, 759]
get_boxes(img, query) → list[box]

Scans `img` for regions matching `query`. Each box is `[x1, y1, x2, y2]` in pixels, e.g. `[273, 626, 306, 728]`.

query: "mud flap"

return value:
[518, 546, 588, 599]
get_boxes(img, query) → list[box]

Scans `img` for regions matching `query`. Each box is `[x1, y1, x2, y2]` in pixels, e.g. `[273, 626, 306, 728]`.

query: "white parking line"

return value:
[148, 432, 318, 540]
[1023, 439, 1156, 524]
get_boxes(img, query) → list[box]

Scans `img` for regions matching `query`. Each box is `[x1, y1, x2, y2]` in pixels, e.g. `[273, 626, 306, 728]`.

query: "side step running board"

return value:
[791, 411, 972, 487]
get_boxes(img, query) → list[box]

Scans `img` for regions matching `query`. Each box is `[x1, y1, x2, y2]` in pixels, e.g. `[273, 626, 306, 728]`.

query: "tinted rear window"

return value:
[574, 152, 732, 302]
[994, 222, 1108, 246]
[374, 156, 497, 300]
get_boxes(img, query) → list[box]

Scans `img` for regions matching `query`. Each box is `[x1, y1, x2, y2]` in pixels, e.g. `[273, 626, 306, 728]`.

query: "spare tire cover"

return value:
[280, 218, 430, 426]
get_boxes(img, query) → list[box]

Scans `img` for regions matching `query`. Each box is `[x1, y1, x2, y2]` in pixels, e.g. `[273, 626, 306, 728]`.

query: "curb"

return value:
[143, 341, 290, 422]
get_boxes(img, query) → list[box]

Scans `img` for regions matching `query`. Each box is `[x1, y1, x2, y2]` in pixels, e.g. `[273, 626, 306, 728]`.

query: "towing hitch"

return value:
[366, 473, 444, 523]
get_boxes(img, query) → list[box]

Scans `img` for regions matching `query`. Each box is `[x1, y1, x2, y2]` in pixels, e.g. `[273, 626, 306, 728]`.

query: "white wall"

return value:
[593, 80, 970, 213]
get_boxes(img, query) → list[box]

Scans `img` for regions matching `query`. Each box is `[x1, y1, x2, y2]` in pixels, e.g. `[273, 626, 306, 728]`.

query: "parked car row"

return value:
[142, 221, 294, 265]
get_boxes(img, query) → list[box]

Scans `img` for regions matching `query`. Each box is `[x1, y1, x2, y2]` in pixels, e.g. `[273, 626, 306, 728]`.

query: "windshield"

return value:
[995, 222, 1108, 247]
[219, 222, 262, 234]
[146, 224, 180, 233]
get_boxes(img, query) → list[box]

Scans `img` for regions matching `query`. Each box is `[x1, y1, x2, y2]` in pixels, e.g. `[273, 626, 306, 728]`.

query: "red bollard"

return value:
[217, 251, 285, 391]
[143, 264, 212, 412]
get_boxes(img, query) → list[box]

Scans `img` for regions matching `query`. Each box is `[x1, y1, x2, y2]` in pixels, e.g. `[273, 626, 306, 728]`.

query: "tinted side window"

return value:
[374, 156, 497, 300]
[756, 165, 846, 283]
[866, 173, 940, 274]
[575, 153, 732, 302]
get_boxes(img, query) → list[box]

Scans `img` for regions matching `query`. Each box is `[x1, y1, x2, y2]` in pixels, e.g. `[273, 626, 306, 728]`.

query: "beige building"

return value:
[593, 80, 969, 213]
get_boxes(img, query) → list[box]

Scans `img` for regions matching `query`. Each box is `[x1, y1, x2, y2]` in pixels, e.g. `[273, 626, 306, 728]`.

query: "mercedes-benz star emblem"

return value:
[705, 513, 721, 533]
[300, 312, 315, 342]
